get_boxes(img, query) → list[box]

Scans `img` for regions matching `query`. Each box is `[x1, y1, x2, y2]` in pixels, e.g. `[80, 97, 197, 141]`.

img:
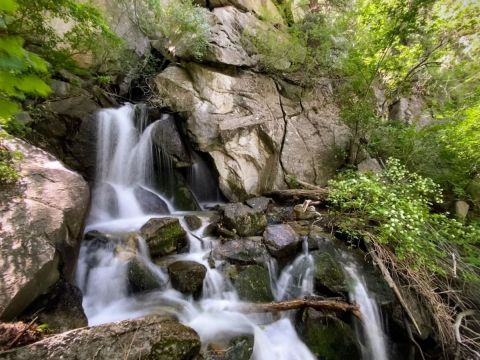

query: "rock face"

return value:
[155, 62, 349, 201]
[263, 224, 300, 259]
[0, 316, 201, 360]
[140, 217, 188, 257]
[222, 203, 268, 237]
[168, 261, 207, 298]
[0, 138, 89, 320]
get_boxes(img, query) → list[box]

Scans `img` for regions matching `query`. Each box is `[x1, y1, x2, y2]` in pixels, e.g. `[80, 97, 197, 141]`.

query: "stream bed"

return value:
[76, 104, 394, 360]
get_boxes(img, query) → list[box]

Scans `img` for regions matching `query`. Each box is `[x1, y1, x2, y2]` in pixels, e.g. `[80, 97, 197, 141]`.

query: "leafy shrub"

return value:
[328, 158, 480, 274]
[0, 133, 21, 185]
[131, 0, 209, 60]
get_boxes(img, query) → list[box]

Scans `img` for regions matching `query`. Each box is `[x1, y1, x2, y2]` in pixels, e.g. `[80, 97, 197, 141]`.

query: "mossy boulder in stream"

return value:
[127, 258, 162, 294]
[233, 265, 273, 303]
[312, 251, 348, 295]
[222, 203, 268, 237]
[168, 261, 207, 298]
[140, 217, 187, 257]
[297, 309, 360, 360]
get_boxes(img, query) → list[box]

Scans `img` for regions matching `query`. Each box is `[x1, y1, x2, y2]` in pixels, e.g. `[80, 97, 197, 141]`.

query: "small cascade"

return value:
[188, 151, 223, 206]
[345, 263, 389, 360]
[270, 238, 314, 301]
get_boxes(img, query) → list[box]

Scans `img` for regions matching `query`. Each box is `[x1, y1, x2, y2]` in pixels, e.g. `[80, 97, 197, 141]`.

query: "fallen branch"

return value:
[236, 296, 361, 319]
[286, 176, 322, 190]
[265, 188, 329, 202]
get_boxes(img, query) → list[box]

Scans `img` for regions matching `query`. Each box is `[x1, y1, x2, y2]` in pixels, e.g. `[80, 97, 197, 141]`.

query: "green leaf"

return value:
[0, 0, 18, 14]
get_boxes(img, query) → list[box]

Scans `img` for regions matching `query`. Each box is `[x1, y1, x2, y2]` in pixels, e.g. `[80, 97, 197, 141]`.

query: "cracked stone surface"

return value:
[155, 63, 350, 200]
[0, 138, 89, 320]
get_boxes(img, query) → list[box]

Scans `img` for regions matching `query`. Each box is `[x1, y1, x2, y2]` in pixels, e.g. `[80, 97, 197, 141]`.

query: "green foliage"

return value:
[0, 132, 21, 185]
[244, 27, 307, 74]
[9, 0, 122, 74]
[131, 0, 209, 60]
[328, 159, 480, 274]
[0, 1, 51, 125]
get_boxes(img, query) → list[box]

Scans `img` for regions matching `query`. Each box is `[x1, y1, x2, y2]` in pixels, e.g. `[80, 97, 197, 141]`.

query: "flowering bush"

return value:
[328, 158, 480, 274]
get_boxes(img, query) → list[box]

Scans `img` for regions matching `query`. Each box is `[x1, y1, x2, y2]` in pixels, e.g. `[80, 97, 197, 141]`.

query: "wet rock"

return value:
[185, 215, 202, 231]
[151, 115, 191, 167]
[245, 196, 271, 212]
[297, 309, 360, 360]
[222, 203, 268, 237]
[214, 237, 270, 265]
[0, 316, 201, 360]
[263, 224, 301, 259]
[168, 261, 207, 298]
[293, 204, 318, 220]
[0, 138, 89, 320]
[21, 280, 87, 334]
[233, 265, 273, 303]
[225, 335, 254, 360]
[127, 258, 162, 294]
[134, 186, 170, 214]
[140, 217, 187, 257]
[266, 205, 294, 225]
[311, 251, 347, 295]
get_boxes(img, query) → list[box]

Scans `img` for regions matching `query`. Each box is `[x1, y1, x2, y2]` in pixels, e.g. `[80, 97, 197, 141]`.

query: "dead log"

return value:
[235, 297, 361, 319]
[265, 188, 329, 202]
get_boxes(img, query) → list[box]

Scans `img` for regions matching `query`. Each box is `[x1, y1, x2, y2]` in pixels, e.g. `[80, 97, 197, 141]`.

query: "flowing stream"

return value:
[76, 104, 390, 360]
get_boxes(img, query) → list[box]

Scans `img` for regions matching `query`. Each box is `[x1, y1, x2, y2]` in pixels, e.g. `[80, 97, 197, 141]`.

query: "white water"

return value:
[345, 264, 389, 360]
[77, 104, 318, 360]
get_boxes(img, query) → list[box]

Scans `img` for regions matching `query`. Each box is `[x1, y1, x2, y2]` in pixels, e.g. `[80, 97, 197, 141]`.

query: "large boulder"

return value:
[214, 237, 270, 265]
[263, 224, 301, 259]
[222, 203, 268, 237]
[155, 63, 349, 200]
[168, 261, 207, 298]
[0, 316, 201, 360]
[0, 138, 89, 320]
[134, 186, 170, 214]
[140, 217, 188, 257]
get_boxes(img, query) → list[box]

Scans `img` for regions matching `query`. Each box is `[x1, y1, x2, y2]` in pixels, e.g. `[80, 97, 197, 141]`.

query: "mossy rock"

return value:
[222, 203, 268, 237]
[233, 265, 273, 303]
[127, 258, 162, 294]
[312, 251, 347, 295]
[168, 261, 207, 298]
[185, 215, 202, 231]
[140, 217, 187, 257]
[298, 309, 360, 360]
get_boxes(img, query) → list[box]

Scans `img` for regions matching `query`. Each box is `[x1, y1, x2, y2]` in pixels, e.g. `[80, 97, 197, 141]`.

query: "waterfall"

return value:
[345, 264, 389, 360]
[77, 104, 318, 360]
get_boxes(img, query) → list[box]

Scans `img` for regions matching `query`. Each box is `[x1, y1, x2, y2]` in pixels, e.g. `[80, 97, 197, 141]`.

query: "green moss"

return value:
[234, 265, 273, 303]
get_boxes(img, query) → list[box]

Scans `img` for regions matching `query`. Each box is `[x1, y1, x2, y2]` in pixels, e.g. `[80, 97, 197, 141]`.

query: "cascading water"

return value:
[345, 264, 389, 360]
[77, 104, 318, 360]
